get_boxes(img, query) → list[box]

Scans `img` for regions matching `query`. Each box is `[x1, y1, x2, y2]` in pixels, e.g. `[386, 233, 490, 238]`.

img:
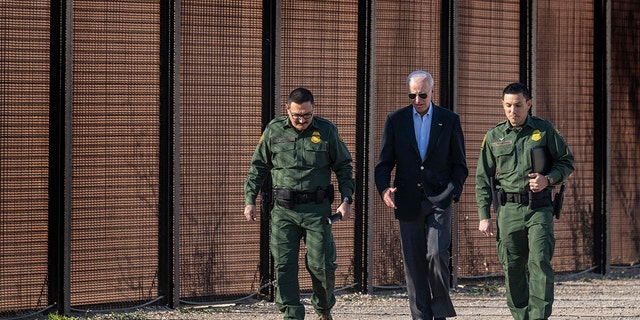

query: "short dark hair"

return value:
[503, 82, 532, 100]
[288, 87, 314, 105]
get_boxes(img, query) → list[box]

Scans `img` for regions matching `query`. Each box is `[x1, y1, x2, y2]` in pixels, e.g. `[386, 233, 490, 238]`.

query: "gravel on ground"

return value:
[20, 266, 640, 320]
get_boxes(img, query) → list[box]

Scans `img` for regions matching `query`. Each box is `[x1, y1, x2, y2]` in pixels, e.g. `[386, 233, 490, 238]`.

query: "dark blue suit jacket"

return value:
[375, 104, 468, 221]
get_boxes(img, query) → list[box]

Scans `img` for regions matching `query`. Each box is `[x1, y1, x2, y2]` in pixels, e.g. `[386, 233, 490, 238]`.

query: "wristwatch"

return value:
[342, 196, 353, 205]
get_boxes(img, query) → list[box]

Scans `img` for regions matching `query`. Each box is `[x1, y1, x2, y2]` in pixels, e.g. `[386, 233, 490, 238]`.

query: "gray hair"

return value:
[406, 70, 434, 89]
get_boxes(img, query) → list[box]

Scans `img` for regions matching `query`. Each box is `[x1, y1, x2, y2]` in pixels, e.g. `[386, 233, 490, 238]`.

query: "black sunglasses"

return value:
[408, 93, 428, 99]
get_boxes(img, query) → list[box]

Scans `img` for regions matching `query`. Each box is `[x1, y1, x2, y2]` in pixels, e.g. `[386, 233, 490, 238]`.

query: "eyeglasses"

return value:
[289, 111, 313, 120]
[408, 93, 428, 99]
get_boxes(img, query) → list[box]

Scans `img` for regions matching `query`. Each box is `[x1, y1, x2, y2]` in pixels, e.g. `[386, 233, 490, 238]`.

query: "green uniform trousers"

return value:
[497, 202, 555, 320]
[270, 201, 337, 320]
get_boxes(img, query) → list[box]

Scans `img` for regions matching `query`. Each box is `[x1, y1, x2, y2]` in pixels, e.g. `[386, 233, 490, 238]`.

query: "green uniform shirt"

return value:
[244, 115, 354, 205]
[475, 115, 574, 220]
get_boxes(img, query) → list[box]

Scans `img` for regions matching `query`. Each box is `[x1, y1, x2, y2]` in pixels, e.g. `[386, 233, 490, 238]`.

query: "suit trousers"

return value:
[398, 200, 456, 320]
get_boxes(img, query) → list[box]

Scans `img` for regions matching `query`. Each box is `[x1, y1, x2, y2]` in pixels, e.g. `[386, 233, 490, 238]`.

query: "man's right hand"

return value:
[382, 187, 397, 209]
[244, 205, 257, 221]
[479, 218, 494, 237]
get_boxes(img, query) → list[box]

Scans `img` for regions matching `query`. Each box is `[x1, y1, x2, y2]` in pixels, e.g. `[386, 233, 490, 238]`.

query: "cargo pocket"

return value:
[493, 143, 517, 175]
[302, 139, 329, 168]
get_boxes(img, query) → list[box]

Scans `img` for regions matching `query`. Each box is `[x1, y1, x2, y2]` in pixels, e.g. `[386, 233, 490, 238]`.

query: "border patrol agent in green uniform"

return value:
[475, 83, 574, 320]
[244, 87, 355, 320]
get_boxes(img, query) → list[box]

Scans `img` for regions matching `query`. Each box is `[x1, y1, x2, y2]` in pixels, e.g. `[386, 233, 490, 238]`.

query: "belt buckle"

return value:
[516, 193, 528, 204]
[297, 193, 308, 203]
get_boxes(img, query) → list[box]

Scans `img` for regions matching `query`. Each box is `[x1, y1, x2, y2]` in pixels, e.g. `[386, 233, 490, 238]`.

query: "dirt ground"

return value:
[21, 266, 640, 320]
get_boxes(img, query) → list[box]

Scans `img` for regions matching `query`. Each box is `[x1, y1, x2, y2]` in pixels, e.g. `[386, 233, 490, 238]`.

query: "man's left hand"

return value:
[335, 201, 352, 220]
[528, 172, 550, 192]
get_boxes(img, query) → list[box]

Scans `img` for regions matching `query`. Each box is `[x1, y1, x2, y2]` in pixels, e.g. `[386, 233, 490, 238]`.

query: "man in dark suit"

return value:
[375, 70, 468, 320]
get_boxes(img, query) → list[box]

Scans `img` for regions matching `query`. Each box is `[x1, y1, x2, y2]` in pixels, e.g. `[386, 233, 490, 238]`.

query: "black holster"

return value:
[552, 184, 566, 219]
[496, 188, 506, 206]
[324, 184, 334, 204]
[528, 188, 553, 210]
[309, 184, 334, 205]
[259, 175, 274, 220]
[490, 177, 501, 213]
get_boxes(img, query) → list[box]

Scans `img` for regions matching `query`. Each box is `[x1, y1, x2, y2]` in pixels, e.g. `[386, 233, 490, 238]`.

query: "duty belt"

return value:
[273, 188, 319, 204]
[504, 192, 528, 205]
[272, 185, 334, 210]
